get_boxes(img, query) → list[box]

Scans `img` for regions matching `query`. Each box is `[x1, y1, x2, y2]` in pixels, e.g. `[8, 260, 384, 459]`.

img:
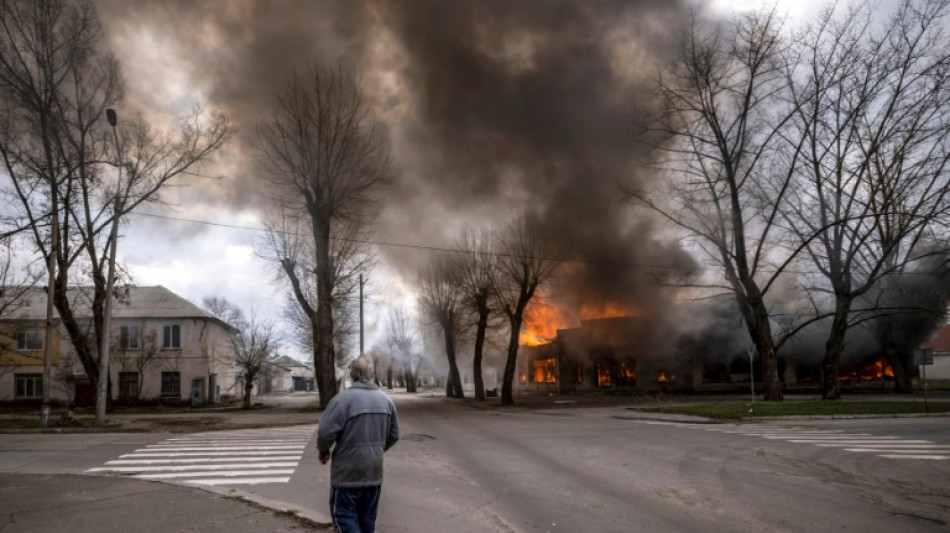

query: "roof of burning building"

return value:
[921, 324, 950, 352]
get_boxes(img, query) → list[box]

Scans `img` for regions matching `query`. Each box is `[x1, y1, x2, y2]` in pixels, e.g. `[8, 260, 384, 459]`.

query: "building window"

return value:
[162, 325, 181, 349]
[15, 374, 43, 398]
[596, 363, 612, 387]
[15, 328, 42, 351]
[533, 357, 557, 383]
[618, 359, 637, 387]
[161, 372, 181, 397]
[573, 362, 584, 384]
[119, 325, 140, 350]
[119, 372, 139, 399]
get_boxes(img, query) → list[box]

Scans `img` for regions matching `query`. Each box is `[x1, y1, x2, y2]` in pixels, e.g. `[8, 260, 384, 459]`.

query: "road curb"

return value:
[202, 484, 333, 528]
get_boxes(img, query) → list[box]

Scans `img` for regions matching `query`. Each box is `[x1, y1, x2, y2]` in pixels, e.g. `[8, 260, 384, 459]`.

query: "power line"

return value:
[128, 211, 698, 271]
[129, 211, 950, 277]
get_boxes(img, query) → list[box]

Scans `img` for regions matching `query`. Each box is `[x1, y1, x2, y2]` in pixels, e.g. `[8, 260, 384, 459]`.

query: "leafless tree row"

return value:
[0, 0, 232, 409]
[635, 0, 950, 400]
[412, 213, 558, 406]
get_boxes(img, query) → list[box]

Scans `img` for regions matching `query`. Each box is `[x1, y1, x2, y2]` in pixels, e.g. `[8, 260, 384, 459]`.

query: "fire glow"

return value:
[839, 358, 895, 382]
[520, 299, 636, 346]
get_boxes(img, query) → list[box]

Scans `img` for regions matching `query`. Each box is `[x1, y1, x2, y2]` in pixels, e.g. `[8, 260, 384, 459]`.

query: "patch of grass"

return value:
[0, 418, 49, 429]
[220, 403, 276, 413]
[132, 416, 222, 427]
[0, 416, 119, 429]
[631, 400, 950, 419]
[299, 400, 323, 413]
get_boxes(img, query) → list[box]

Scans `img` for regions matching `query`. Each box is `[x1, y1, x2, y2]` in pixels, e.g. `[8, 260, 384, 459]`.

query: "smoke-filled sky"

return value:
[90, 0, 826, 361]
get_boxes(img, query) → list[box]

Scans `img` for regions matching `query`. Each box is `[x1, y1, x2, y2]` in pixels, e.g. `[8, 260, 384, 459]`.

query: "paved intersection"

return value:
[85, 424, 317, 485]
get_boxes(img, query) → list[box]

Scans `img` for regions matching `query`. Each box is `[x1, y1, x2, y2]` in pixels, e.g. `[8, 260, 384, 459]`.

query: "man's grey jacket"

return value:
[317, 381, 399, 488]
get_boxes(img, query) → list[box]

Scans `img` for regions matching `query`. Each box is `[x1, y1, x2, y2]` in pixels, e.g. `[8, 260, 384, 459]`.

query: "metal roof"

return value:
[3, 286, 238, 331]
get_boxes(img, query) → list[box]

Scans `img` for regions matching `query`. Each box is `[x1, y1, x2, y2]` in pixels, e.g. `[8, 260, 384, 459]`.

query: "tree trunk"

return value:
[313, 217, 338, 409]
[243, 380, 253, 409]
[472, 308, 488, 401]
[386, 355, 393, 390]
[883, 347, 912, 394]
[735, 286, 784, 401]
[442, 324, 463, 398]
[312, 321, 336, 408]
[401, 351, 416, 393]
[821, 298, 852, 400]
[751, 301, 783, 401]
[53, 275, 101, 397]
[878, 326, 913, 394]
[501, 313, 523, 406]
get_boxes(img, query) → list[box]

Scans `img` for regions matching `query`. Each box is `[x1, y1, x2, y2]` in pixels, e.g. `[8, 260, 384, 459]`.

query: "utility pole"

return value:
[96, 108, 122, 427]
[359, 274, 364, 357]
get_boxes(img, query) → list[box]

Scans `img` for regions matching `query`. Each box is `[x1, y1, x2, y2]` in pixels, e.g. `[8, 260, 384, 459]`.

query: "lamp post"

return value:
[96, 109, 123, 427]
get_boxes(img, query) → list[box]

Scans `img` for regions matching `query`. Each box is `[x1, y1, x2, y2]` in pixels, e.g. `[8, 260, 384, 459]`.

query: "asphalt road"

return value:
[2, 394, 949, 532]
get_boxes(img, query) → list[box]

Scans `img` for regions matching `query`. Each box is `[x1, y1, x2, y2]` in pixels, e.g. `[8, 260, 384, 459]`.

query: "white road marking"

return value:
[814, 443, 950, 449]
[105, 456, 302, 465]
[189, 477, 291, 485]
[135, 469, 297, 480]
[700, 425, 948, 461]
[85, 424, 317, 486]
[787, 439, 933, 444]
[878, 455, 948, 460]
[88, 462, 298, 472]
[122, 450, 302, 457]
[760, 435, 898, 440]
[844, 448, 950, 453]
[136, 444, 306, 452]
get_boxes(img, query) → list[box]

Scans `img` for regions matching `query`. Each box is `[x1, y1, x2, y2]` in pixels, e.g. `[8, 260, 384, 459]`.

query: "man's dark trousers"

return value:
[330, 486, 382, 533]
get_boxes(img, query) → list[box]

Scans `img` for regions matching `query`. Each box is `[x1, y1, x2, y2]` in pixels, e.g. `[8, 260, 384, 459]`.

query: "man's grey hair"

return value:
[349, 357, 374, 383]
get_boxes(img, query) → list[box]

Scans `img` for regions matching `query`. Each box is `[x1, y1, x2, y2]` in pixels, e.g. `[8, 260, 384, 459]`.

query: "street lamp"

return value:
[96, 108, 123, 427]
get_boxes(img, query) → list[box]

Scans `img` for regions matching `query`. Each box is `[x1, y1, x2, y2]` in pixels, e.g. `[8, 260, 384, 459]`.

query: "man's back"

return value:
[317, 381, 399, 488]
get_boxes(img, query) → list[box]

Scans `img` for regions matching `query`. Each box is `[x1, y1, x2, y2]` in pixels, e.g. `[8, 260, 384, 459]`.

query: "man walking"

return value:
[318, 358, 399, 533]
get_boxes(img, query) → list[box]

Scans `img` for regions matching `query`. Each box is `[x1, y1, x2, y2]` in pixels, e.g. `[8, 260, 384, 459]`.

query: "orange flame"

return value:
[520, 297, 636, 346]
[839, 358, 894, 382]
[534, 358, 557, 383]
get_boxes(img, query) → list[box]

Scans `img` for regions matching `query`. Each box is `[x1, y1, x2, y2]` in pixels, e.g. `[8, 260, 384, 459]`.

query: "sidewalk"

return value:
[0, 473, 329, 532]
[0, 392, 322, 434]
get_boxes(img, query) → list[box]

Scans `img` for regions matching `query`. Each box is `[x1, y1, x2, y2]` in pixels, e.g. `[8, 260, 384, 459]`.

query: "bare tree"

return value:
[783, 0, 950, 399]
[492, 214, 559, 406]
[630, 9, 802, 401]
[256, 62, 393, 408]
[0, 0, 231, 408]
[385, 307, 416, 393]
[231, 312, 277, 410]
[202, 296, 245, 327]
[418, 257, 465, 398]
[451, 227, 500, 401]
[112, 325, 159, 402]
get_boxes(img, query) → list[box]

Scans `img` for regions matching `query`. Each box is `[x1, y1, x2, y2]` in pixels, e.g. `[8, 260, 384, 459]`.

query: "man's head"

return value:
[349, 357, 374, 383]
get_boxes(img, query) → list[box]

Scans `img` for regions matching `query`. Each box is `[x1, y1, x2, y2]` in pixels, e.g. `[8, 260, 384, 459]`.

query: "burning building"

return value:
[516, 315, 689, 394]
[514, 308, 929, 395]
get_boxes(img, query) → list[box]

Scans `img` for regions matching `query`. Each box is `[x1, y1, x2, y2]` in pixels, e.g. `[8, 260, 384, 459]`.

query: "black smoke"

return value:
[94, 0, 697, 330]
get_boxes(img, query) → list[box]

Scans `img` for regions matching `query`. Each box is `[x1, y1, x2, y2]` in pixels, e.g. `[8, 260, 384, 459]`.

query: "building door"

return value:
[75, 384, 95, 407]
[191, 379, 205, 407]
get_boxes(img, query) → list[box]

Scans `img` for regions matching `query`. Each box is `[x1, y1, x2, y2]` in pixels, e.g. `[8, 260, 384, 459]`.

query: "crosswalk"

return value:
[86, 424, 317, 486]
[700, 425, 950, 460]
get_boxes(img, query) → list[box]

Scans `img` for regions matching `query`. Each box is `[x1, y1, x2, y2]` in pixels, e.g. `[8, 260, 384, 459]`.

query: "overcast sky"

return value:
[85, 0, 840, 362]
